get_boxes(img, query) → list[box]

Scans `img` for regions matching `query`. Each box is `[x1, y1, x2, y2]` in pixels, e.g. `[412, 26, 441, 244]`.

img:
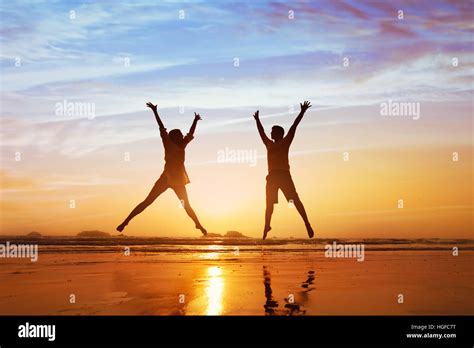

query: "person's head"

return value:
[271, 125, 285, 141]
[169, 129, 184, 145]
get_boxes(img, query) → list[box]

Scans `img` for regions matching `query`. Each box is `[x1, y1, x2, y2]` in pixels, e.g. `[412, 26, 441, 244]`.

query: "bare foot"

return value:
[305, 223, 314, 239]
[263, 225, 271, 240]
[196, 224, 207, 236]
[116, 223, 127, 233]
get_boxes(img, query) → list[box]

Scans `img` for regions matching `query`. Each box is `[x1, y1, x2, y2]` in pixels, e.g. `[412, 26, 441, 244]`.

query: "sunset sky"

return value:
[1, 0, 472, 238]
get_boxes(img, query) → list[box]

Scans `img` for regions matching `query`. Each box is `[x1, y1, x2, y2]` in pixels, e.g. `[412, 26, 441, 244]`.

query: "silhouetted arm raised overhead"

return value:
[253, 110, 271, 146]
[188, 112, 202, 136]
[286, 100, 312, 143]
[183, 112, 202, 145]
[146, 102, 166, 131]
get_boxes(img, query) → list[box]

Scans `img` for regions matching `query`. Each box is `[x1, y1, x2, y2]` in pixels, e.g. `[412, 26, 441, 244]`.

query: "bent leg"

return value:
[172, 185, 207, 236]
[117, 178, 168, 232]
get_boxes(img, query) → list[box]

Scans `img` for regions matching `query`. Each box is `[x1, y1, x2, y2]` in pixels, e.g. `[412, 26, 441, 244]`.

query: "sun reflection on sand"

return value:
[206, 266, 224, 315]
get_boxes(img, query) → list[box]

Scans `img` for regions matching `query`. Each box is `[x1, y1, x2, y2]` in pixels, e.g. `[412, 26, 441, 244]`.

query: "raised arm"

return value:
[286, 100, 311, 143]
[253, 110, 271, 146]
[188, 112, 202, 136]
[146, 102, 165, 130]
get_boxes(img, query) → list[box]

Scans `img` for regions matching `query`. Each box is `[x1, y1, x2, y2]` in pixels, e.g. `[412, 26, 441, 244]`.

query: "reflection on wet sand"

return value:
[185, 247, 226, 315]
[263, 266, 279, 315]
[263, 266, 315, 316]
[206, 266, 224, 315]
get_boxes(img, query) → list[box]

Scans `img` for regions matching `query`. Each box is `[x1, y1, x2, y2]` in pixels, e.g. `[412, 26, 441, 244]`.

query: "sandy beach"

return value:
[0, 238, 472, 316]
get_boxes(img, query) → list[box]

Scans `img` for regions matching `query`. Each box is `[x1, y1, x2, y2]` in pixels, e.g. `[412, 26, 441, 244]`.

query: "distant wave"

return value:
[0, 236, 472, 253]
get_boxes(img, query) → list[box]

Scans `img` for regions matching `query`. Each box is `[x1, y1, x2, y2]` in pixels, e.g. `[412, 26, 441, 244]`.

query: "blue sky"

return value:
[1, 0, 472, 151]
[1, 1, 472, 114]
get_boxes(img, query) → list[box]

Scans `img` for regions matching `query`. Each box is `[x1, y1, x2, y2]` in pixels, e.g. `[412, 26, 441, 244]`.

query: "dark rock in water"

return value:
[77, 230, 110, 237]
[26, 231, 42, 238]
[224, 231, 249, 238]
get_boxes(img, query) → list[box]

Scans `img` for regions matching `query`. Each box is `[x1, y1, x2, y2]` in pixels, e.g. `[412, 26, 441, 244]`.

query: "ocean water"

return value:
[0, 236, 472, 254]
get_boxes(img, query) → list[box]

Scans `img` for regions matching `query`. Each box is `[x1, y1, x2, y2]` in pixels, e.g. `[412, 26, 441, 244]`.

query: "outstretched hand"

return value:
[146, 102, 157, 112]
[300, 100, 312, 112]
[194, 112, 202, 121]
[253, 110, 260, 120]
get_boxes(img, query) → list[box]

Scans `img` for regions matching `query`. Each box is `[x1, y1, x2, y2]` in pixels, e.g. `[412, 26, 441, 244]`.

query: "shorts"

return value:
[266, 170, 298, 205]
[146, 174, 189, 203]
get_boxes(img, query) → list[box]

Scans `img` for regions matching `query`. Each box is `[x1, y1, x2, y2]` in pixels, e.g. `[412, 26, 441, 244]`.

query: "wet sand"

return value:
[0, 249, 472, 315]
